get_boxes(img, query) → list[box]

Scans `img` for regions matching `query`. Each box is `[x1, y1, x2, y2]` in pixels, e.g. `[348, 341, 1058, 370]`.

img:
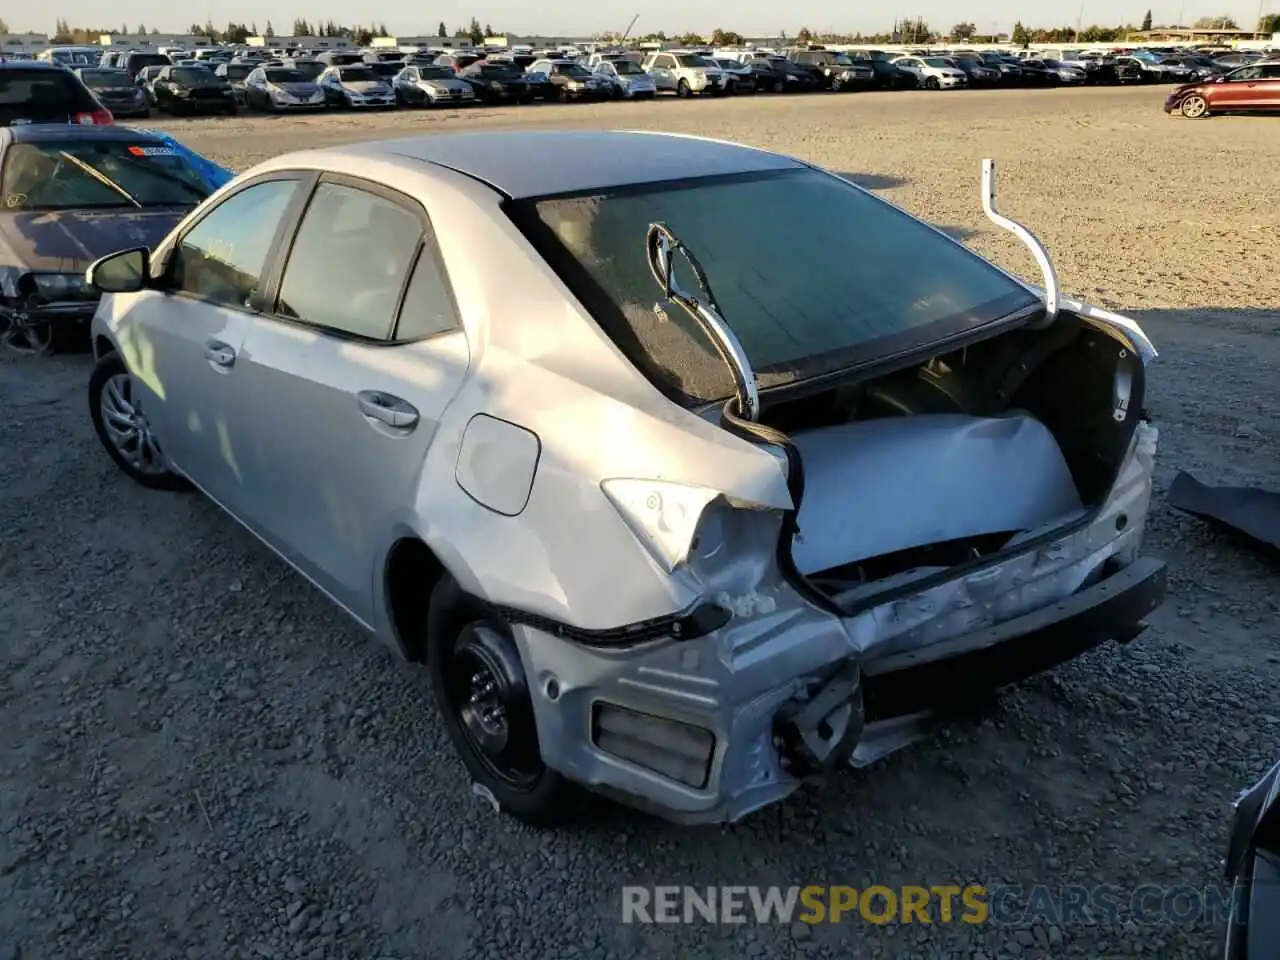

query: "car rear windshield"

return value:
[338, 67, 377, 82]
[80, 69, 132, 87]
[0, 139, 211, 210]
[0, 68, 99, 125]
[510, 168, 1041, 406]
[289, 61, 324, 79]
[223, 64, 252, 79]
[418, 66, 455, 79]
[128, 54, 171, 68]
[172, 67, 214, 84]
[369, 62, 403, 77]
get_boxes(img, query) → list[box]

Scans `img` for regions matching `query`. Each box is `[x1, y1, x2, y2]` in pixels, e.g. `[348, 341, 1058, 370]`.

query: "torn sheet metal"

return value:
[789, 413, 1083, 575]
[1167, 471, 1280, 553]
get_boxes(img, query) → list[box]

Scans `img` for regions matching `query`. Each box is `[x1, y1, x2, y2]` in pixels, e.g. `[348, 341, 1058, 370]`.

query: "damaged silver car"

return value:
[82, 131, 1167, 825]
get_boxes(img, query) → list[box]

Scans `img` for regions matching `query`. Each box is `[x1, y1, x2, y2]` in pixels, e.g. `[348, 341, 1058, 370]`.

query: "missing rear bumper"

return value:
[860, 556, 1167, 720]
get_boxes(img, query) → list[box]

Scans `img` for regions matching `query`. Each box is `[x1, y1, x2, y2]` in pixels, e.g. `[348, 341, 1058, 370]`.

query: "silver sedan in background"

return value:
[84, 131, 1166, 826]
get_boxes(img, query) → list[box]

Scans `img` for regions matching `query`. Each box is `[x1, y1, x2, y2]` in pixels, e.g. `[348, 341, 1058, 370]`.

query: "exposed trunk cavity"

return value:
[757, 312, 1146, 602]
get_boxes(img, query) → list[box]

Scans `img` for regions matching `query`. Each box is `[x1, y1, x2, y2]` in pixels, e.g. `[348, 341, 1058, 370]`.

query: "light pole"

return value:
[1177, 0, 1185, 28]
[1075, 0, 1084, 40]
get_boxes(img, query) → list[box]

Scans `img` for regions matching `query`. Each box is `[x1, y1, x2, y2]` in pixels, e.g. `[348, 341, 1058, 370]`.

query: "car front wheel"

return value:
[425, 576, 582, 824]
[89, 352, 191, 491]
[1180, 94, 1209, 118]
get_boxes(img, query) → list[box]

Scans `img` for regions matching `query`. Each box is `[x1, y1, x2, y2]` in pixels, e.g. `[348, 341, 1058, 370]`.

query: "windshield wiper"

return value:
[57, 151, 141, 208]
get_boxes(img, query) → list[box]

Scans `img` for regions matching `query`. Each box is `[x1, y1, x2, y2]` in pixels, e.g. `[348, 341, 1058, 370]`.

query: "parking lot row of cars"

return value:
[12, 40, 1276, 120]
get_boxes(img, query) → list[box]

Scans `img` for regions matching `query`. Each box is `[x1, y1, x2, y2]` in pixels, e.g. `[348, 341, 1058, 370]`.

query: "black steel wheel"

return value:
[425, 577, 583, 824]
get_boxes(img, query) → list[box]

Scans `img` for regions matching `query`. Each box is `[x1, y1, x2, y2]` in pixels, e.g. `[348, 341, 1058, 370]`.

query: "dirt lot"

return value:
[1, 86, 1278, 960]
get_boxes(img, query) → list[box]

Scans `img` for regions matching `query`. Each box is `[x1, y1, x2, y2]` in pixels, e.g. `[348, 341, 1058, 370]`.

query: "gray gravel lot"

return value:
[1, 86, 1278, 959]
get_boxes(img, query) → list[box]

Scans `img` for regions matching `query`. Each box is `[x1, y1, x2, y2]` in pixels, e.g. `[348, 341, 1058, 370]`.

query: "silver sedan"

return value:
[84, 131, 1166, 826]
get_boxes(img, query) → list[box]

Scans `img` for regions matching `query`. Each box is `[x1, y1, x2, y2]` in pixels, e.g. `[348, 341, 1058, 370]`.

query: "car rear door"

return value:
[229, 174, 470, 625]
[1208, 65, 1263, 107]
[1256, 64, 1280, 109]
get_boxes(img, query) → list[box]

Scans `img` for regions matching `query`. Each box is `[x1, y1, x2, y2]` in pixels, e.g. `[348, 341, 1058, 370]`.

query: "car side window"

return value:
[1232, 66, 1262, 81]
[275, 181, 423, 340]
[169, 179, 299, 308]
[1263, 65, 1280, 79]
[395, 243, 460, 340]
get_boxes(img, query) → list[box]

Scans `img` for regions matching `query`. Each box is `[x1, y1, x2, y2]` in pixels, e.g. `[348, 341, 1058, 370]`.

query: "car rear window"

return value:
[510, 168, 1041, 406]
[79, 69, 132, 87]
[0, 68, 99, 125]
[338, 67, 377, 82]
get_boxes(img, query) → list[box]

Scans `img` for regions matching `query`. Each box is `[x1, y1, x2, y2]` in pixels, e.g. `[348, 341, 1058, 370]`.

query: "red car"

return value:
[1165, 61, 1280, 118]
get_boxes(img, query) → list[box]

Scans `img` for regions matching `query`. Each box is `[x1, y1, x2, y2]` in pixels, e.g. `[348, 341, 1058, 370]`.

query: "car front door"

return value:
[121, 174, 311, 511]
[230, 175, 470, 624]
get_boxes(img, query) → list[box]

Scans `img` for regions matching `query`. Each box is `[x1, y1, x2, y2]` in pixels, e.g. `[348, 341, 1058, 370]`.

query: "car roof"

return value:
[0, 124, 167, 147]
[311, 130, 802, 199]
[0, 61, 69, 72]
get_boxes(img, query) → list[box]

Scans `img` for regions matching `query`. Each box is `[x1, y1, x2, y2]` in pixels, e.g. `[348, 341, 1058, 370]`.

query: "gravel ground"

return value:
[1, 86, 1278, 960]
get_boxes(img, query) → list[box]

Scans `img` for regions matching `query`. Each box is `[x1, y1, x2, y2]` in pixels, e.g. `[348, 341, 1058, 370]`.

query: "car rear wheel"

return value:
[926, 76, 941, 89]
[425, 576, 582, 825]
[88, 352, 191, 491]
[1181, 94, 1209, 118]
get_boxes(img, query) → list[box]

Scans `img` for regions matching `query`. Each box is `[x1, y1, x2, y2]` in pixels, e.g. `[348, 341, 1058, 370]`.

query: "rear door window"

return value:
[274, 181, 424, 340]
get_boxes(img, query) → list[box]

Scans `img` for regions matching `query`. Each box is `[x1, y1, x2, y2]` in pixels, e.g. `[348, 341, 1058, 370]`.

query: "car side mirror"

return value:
[87, 247, 151, 294]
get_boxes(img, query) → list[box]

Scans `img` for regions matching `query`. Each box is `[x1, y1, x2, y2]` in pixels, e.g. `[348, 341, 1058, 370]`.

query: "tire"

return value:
[926, 76, 940, 90]
[88, 352, 191, 492]
[677, 79, 691, 98]
[223, 104, 237, 116]
[424, 576, 583, 825]
[1180, 94, 1209, 118]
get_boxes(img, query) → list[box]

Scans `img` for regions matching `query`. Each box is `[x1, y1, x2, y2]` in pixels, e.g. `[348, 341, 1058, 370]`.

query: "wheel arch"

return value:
[382, 533, 490, 664]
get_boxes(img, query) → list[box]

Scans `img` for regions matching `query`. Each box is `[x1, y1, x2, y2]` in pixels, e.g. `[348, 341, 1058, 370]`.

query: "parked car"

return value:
[846, 49, 917, 88]
[73, 67, 151, 119]
[526, 59, 608, 101]
[152, 65, 237, 116]
[747, 56, 821, 93]
[318, 64, 395, 109]
[120, 51, 172, 79]
[281, 58, 325, 81]
[0, 61, 114, 126]
[1035, 59, 1088, 83]
[0, 125, 212, 354]
[1165, 61, 1280, 117]
[643, 51, 727, 97]
[215, 62, 253, 105]
[892, 55, 969, 89]
[434, 52, 485, 74]
[980, 52, 1024, 83]
[462, 60, 539, 103]
[243, 65, 326, 112]
[594, 57, 660, 98]
[1116, 56, 1185, 83]
[789, 49, 876, 90]
[83, 130, 1164, 826]
[948, 56, 1002, 85]
[393, 64, 478, 106]
[1222, 756, 1280, 960]
[134, 65, 166, 105]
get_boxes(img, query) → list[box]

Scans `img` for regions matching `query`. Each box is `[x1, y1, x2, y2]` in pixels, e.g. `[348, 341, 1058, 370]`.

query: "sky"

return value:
[5, 0, 1273, 37]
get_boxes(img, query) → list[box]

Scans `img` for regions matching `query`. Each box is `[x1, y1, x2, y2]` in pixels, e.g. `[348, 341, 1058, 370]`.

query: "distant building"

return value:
[96, 33, 214, 49]
[369, 35, 474, 51]
[484, 35, 592, 50]
[0, 32, 51, 57]
[245, 35, 355, 50]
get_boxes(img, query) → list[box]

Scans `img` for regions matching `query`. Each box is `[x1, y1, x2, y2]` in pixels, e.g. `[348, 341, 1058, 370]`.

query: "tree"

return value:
[796, 26, 813, 43]
[710, 28, 744, 45]
[136, 23, 147, 34]
[484, 23, 494, 36]
[1193, 14, 1238, 28]
[951, 21, 976, 39]
[1011, 20, 1031, 45]
[0, 17, 8, 32]
[264, 19, 275, 36]
[437, 21, 448, 37]
[292, 18, 312, 37]
[1261, 13, 1280, 32]
[52, 17, 72, 42]
[672, 32, 705, 45]
[467, 17, 484, 43]
[1141, 9, 1152, 30]
[225, 22, 250, 44]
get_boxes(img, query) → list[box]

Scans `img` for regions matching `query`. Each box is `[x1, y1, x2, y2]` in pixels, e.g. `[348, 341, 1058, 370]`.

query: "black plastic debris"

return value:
[1167, 471, 1280, 554]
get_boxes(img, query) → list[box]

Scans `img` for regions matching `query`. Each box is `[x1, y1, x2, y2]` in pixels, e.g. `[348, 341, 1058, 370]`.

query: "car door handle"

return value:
[357, 391, 419, 430]
[204, 340, 236, 367]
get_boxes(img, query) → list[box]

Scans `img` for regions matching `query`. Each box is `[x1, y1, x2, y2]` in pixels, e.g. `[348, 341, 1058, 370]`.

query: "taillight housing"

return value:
[74, 108, 114, 125]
